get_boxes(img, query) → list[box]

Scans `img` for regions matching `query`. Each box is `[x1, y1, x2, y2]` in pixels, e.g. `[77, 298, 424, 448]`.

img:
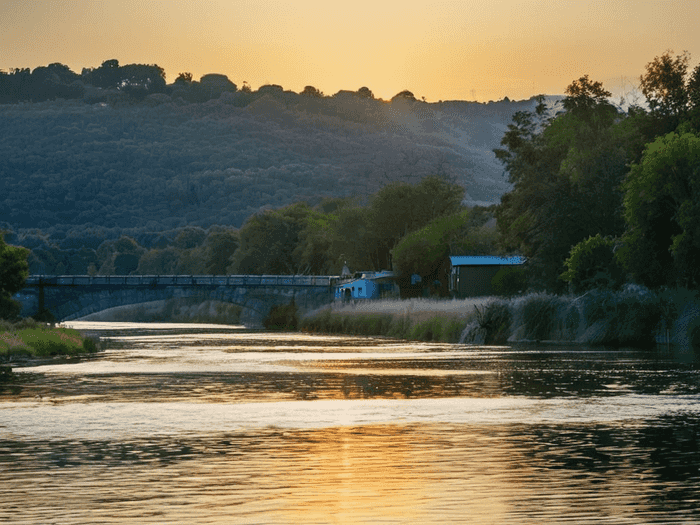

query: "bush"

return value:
[583, 286, 662, 347]
[492, 266, 528, 296]
[474, 301, 512, 344]
[561, 234, 624, 293]
[522, 294, 558, 341]
[264, 302, 298, 331]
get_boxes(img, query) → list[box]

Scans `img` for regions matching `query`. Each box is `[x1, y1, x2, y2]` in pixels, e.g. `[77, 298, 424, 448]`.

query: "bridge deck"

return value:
[25, 275, 336, 287]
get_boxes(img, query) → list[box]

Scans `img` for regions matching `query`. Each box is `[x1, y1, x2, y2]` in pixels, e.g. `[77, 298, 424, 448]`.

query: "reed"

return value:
[302, 286, 700, 350]
[301, 298, 484, 343]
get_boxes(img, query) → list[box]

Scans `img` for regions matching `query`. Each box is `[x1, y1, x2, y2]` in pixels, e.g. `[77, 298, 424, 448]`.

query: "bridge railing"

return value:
[24, 275, 337, 287]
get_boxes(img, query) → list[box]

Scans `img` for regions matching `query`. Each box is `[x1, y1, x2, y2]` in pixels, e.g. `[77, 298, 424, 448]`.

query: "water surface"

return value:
[1, 322, 699, 523]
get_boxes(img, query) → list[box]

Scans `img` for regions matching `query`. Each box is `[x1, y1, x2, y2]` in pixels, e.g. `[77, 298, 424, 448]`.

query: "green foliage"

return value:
[391, 210, 470, 279]
[619, 131, 700, 288]
[368, 175, 465, 270]
[640, 51, 690, 119]
[561, 234, 624, 293]
[203, 229, 239, 274]
[495, 77, 638, 291]
[229, 203, 318, 274]
[0, 233, 29, 320]
[264, 302, 299, 331]
[491, 266, 528, 297]
[473, 301, 512, 344]
[0, 320, 98, 357]
[521, 294, 559, 341]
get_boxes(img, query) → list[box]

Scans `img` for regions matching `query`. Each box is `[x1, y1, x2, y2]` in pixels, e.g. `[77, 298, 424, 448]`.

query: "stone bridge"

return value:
[16, 275, 337, 326]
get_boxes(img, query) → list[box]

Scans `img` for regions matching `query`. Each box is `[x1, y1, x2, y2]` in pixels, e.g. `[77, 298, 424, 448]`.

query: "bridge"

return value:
[16, 274, 338, 326]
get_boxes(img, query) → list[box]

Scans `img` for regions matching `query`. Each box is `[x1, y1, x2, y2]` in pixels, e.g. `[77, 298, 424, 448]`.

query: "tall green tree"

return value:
[368, 175, 465, 269]
[618, 130, 700, 288]
[495, 80, 635, 291]
[640, 50, 690, 119]
[228, 203, 315, 275]
[0, 233, 30, 319]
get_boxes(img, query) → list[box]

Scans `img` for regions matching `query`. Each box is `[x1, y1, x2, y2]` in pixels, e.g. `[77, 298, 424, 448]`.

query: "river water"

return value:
[1, 322, 699, 524]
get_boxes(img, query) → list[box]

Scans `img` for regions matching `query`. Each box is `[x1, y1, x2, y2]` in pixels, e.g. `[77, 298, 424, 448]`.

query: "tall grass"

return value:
[301, 298, 488, 343]
[302, 286, 700, 349]
[0, 318, 98, 359]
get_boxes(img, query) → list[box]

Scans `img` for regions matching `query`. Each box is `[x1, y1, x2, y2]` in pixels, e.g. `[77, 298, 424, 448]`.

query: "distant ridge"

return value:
[1, 74, 553, 237]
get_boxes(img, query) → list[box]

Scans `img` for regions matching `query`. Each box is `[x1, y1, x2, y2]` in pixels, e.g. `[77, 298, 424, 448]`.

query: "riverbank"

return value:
[0, 318, 98, 362]
[301, 286, 700, 350]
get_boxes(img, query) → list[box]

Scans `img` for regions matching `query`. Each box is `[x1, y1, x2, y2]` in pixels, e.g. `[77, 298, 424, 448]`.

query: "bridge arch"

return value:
[17, 275, 336, 326]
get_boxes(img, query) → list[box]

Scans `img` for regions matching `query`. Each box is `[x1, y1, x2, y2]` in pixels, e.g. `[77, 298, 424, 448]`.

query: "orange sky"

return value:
[2, 0, 699, 102]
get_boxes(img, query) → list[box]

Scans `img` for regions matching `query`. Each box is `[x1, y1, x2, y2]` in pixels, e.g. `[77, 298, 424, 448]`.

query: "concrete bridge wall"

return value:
[17, 275, 336, 326]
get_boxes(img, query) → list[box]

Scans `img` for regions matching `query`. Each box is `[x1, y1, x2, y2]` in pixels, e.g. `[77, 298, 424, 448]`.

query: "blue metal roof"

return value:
[449, 255, 525, 266]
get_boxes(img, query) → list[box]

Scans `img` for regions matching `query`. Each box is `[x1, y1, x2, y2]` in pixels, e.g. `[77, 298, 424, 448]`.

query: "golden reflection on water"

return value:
[1, 422, 674, 524]
[3, 323, 699, 523]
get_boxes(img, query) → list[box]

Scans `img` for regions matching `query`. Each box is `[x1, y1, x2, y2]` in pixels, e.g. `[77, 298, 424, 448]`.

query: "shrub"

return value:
[522, 294, 558, 341]
[582, 285, 662, 347]
[264, 302, 298, 331]
[561, 234, 624, 293]
[473, 300, 512, 344]
[492, 266, 528, 297]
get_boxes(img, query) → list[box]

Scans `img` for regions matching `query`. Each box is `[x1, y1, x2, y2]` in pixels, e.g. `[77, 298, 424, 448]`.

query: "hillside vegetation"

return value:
[1, 59, 537, 239]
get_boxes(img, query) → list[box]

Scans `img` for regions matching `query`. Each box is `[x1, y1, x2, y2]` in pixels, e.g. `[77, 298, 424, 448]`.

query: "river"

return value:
[1, 321, 699, 524]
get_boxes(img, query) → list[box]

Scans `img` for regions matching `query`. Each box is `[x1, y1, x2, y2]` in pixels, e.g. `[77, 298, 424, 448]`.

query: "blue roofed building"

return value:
[449, 255, 526, 297]
[334, 270, 399, 301]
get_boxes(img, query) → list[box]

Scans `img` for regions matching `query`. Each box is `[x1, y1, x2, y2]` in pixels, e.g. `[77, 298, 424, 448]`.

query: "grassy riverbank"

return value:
[0, 318, 98, 360]
[301, 286, 700, 349]
[301, 298, 486, 343]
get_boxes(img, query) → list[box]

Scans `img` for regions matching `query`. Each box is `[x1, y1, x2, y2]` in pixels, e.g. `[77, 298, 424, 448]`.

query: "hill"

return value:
[1, 87, 542, 238]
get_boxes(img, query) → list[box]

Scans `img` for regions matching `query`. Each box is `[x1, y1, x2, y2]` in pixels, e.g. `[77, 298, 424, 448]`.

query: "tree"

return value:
[368, 175, 465, 269]
[391, 90, 416, 101]
[618, 130, 700, 288]
[118, 63, 167, 98]
[640, 50, 690, 118]
[203, 229, 239, 274]
[357, 86, 374, 99]
[560, 234, 623, 293]
[494, 79, 633, 291]
[175, 72, 193, 84]
[0, 233, 30, 320]
[84, 59, 121, 89]
[228, 203, 314, 274]
[96, 236, 145, 275]
[564, 75, 611, 109]
[200, 74, 237, 98]
[301, 85, 323, 97]
[391, 210, 470, 279]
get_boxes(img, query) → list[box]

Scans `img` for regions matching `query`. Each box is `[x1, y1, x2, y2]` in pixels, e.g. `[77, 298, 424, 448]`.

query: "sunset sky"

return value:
[2, 0, 699, 102]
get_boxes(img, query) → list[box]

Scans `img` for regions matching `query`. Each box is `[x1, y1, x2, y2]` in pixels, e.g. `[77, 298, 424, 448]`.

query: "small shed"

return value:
[334, 270, 398, 301]
[449, 255, 525, 297]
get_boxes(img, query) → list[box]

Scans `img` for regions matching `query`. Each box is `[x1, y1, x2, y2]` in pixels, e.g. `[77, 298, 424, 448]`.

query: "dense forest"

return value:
[1, 59, 536, 228]
[3, 52, 700, 299]
[0, 58, 538, 277]
[496, 51, 700, 293]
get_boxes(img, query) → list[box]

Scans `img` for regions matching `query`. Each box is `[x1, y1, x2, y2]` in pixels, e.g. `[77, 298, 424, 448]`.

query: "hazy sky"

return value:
[2, 0, 699, 102]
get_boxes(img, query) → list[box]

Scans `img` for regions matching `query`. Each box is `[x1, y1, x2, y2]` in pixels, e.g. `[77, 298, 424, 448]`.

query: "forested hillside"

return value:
[1, 61, 539, 235]
[0, 59, 541, 275]
[0, 93, 529, 231]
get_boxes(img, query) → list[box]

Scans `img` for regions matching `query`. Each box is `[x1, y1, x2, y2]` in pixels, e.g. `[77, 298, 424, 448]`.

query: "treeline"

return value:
[497, 51, 700, 293]
[1, 58, 533, 246]
[11, 175, 497, 294]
